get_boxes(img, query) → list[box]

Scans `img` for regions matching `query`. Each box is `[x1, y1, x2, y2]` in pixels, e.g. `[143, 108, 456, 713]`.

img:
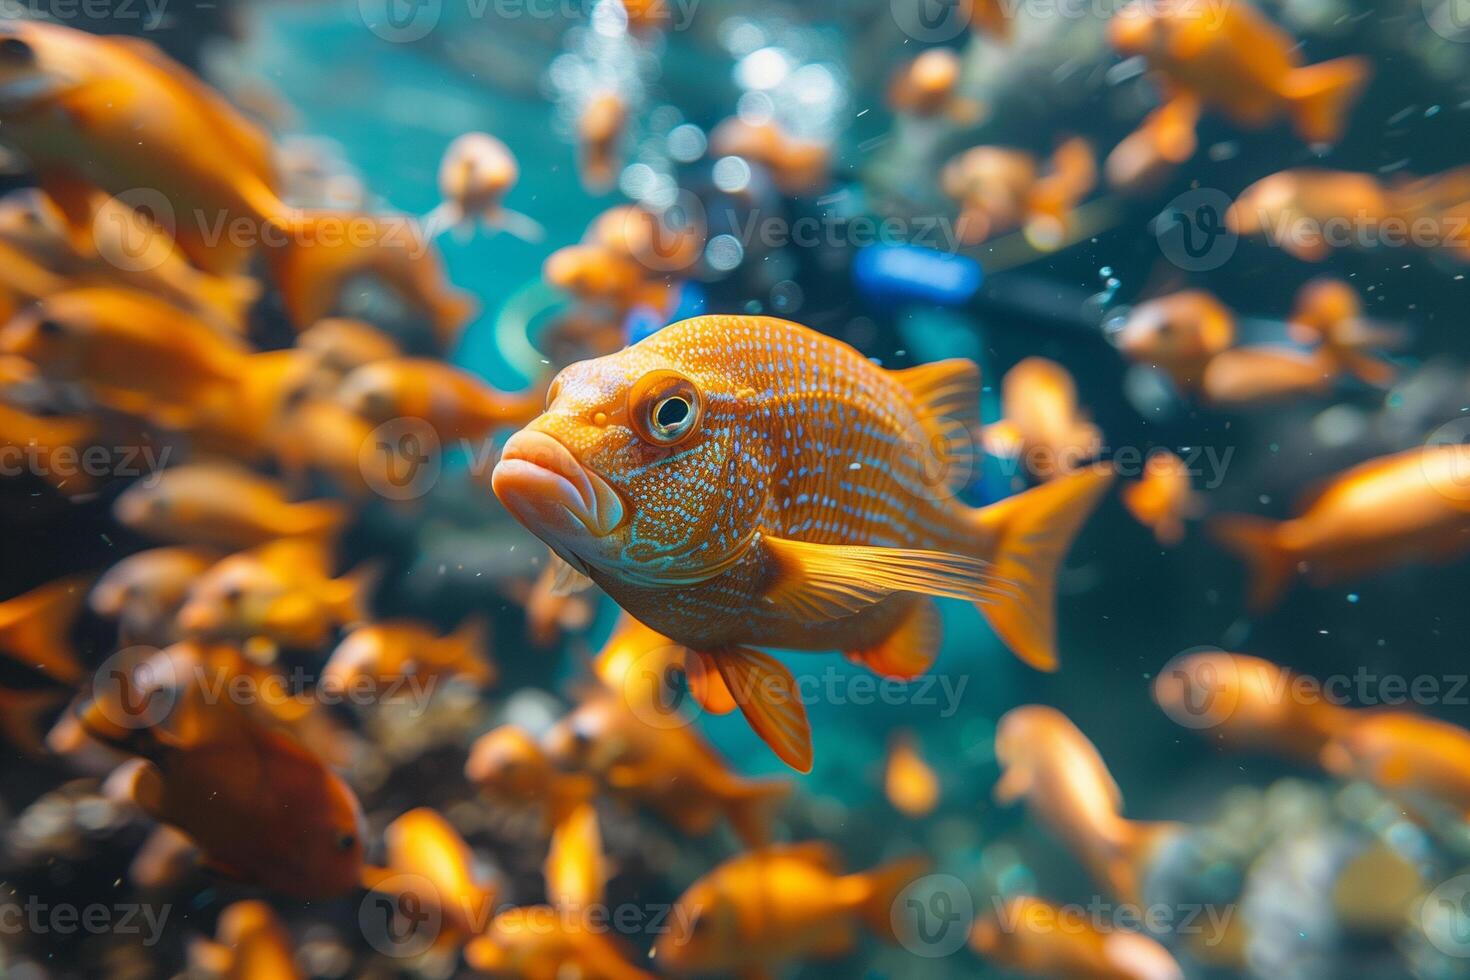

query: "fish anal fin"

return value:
[685, 651, 737, 715]
[705, 649, 813, 773]
[845, 599, 941, 680]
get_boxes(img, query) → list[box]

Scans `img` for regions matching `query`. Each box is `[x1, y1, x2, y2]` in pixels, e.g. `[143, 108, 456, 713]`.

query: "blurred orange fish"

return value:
[1104, 97, 1201, 194]
[366, 807, 498, 938]
[493, 316, 1113, 770]
[1121, 451, 1199, 547]
[0, 401, 97, 496]
[338, 358, 544, 439]
[885, 730, 940, 817]
[1200, 345, 1335, 406]
[0, 573, 91, 685]
[1114, 290, 1236, 391]
[1320, 712, 1470, 820]
[465, 725, 596, 831]
[427, 132, 543, 243]
[708, 118, 831, 196]
[324, 617, 495, 695]
[971, 895, 1184, 980]
[1109, 0, 1370, 143]
[653, 843, 927, 976]
[1287, 277, 1398, 386]
[1211, 445, 1470, 613]
[578, 93, 627, 194]
[943, 139, 1094, 248]
[188, 900, 302, 980]
[887, 48, 984, 123]
[1227, 169, 1395, 261]
[297, 317, 402, 382]
[995, 705, 1182, 903]
[90, 546, 220, 647]
[984, 357, 1102, 481]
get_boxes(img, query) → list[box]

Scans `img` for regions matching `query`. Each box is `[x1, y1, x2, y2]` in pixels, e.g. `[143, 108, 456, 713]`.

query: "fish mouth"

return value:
[492, 429, 626, 541]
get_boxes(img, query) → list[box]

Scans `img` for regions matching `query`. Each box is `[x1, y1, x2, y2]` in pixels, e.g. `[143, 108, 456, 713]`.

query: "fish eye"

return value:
[0, 37, 33, 63]
[629, 370, 702, 448]
[335, 832, 357, 851]
[35, 317, 63, 338]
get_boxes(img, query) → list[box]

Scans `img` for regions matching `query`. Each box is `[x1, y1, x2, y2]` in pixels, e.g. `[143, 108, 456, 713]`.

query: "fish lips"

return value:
[492, 429, 626, 545]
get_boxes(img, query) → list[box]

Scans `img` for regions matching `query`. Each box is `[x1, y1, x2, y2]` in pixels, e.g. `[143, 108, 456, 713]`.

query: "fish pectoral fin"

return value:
[549, 551, 595, 595]
[704, 648, 813, 773]
[761, 535, 1008, 621]
[992, 763, 1032, 805]
[845, 599, 941, 679]
[684, 649, 737, 715]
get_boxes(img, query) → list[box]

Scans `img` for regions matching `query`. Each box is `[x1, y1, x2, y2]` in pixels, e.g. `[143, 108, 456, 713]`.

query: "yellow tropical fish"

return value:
[1121, 450, 1199, 547]
[365, 807, 498, 939]
[492, 315, 1113, 770]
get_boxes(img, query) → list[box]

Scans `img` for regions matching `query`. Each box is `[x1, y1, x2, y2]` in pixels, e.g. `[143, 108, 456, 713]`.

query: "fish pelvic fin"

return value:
[853, 855, 930, 943]
[703, 648, 812, 773]
[845, 598, 941, 680]
[1282, 56, 1371, 144]
[1208, 514, 1294, 614]
[965, 464, 1115, 671]
[723, 778, 791, 848]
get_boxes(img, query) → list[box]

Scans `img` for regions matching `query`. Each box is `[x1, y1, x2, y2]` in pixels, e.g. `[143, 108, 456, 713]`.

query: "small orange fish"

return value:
[368, 808, 498, 938]
[466, 802, 655, 980]
[578, 93, 627, 194]
[653, 843, 928, 976]
[707, 118, 831, 196]
[519, 560, 598, 646]
[1200, 345, 1335, 406]
[1108, 0, 1370, 144]
[296, 317, 402, 382]
[1153, 651, 1352, 760]
[885, 730, 941, 817]
[971, 895, 1185, 980]
[0, 685, 68, 756]
[187, 348, 322, 460]
[338, 358, 544, 440]
[90, 546, 221, 647]
[1114, 290, 1237, 390]
[323, 617, 495, 695]
[0, 573, 91, 685]
[465, 725, 596, 831]
[187, 900, 302, 980]
[270, 397, 379, 497]
[0, 401, 97, 496]
[428, 132, 542, 242]
[113, 463, 347, 550]
[175, 539, 375, 649]
[587, 611, 683, 704]
[1226, 169, 1396, 262]
[1104, 96, 1201, 194]
[1320, 712, 1470, 820]
[544, 244, 672, 316]
[994, 705, 1181, 903]
[544, 685, 790, 846]
[942, 139, 1094, 247]
[969, 0, 1014, 40]
[493, 316, 1114, 770]
[83, 644, 365, 898]
[1287, 277, 1398, 386]
[585, 204, 704, 279]
[1121, 451, 1199, 547]
[1211, 445, 1470, 612]
[984, 357, 1102, 481]
[0, 287, 248, 427]
[886, 48, 984, 123]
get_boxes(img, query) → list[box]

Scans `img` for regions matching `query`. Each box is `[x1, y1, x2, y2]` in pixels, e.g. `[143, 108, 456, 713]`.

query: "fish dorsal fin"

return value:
[549, 551, 595, 595]
[701, 648, 813, 773]
[890, 360, 982, 492]
[761, 535, 1013, 622]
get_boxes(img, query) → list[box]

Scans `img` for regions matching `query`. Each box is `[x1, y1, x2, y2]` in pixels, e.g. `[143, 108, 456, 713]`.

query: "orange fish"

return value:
[886, 48, 983, 123]
[90, 546, 220, 647]
[0, 686, 68, 756]
[1108, 0, 1370, 144]
[466, 802, 655, 980]
[175, 539, 375, 649]
[1199, 344, 1335, 406]
[653, 843, 927, 976]
[0, 22, 467, 339]
[113, 463, 347, 550]
[83, 644, 365, 898]
[994, 705, 1182, 903]
[187, 900, 302, 980]
[578, 93, 627, 194]
[942, 139, 1094, 247]
[0, 401, 97, 496]
[543, 244, 673, 317]
[587, 611, 683, 705]
[984, 357, 1103, 481]
[0, 573, 91, 685]
[367, 807, 498, 938]
[323, 617, 496, 695]
[544, 686, 790, 846]
[971, 895, 1185, 980]
[427, 132, 543, 242]
[296, 317, 401, 383]
[338, 358, 544, 440]
[492, 315, 1113, 770]
[884, 730, 940, 817]
[187, 348, 322, 460]
[1153, 651, 1352, 760]
[1287, 277, 1398, 386]
[1114, 290, 1236, 390]
[0, 287, 248, 427]
[1121, 450, 1199, 547]
[1226, 169, 1396, 261]
[1211, 445, 1470, 613]
[969, 0, 1014, 40]
[1104, 96, 1201, 194]
[271, 398, 379, 496]
[518, 560, 598, 647]
[707, 118, 831, 196]
[465, 725, 596, 831]
[1320, 712, 1470, 820]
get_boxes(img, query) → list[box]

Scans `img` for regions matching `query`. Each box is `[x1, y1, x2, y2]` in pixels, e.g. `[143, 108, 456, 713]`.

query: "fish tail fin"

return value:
[1105, 819, 1184, 904]
[0, 575, 91, 685]
[492, 207, 546, 244]
[194, 273, 262, 334]
[964, 464, 1115, 671]
[1209, 515, 1293, 614]
[724, 778, 791, 848]
[1324, 345, 1397, 387]
[290, 499, 350, 542]
[421, 200, 463, 240]
[854, 855, 930, 942]
[447, 614, 497, 686]
[330, 562, 381, 628]
[1283, 56, 1371, 144]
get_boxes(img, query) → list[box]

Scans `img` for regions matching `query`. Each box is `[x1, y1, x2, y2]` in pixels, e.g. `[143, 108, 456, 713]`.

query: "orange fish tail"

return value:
[965, 464, 1115, 671]
[1105, 819, 1184, 905]
[1325, 345, 1397, 387]
[854, 855, 930, 943]
[723, 778, 791, 848]
[1283, 56, 1371, 144]
[1209, 515, 1294, 614]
